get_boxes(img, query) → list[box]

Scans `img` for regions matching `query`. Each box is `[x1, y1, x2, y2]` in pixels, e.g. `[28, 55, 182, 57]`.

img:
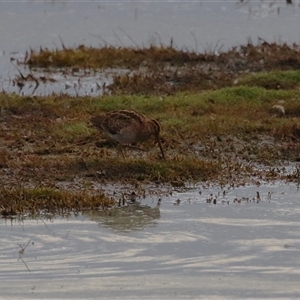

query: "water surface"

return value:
[1, 183, 300, 299]
[0, 1, 299, 95]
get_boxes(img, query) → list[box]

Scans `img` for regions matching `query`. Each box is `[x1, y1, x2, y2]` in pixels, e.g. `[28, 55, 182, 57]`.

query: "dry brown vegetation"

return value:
[26, 42, 300, 71]
[23, 41, 300, 95]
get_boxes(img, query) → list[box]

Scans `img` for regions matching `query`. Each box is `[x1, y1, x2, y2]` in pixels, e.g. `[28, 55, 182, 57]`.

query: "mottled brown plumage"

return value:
[90, 110, 165, 159]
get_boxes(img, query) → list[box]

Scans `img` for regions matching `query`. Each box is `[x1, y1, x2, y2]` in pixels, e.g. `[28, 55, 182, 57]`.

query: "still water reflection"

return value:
[84, 200, 161, 232]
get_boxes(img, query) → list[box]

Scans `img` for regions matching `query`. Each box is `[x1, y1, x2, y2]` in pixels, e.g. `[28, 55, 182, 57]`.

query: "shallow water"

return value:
[1, 182, 300, 299]
[1, 1, 300, 95]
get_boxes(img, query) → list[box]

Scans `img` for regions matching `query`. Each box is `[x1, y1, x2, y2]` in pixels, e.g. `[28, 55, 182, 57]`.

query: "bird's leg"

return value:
[156, 137, 166, 160]
[116, 144, 127, 160]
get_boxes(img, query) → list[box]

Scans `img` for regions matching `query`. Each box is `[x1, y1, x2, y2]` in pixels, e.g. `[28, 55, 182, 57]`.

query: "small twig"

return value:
[39, 217, 55, 234]
[17, 240, 31, 272]
[19, 256, 31, 272]
[154, 32, 163, 47]
[18, 240, 31, 257]
[30, 74, 39, 95]
[112, 30, 125, 47]
[65, 229, 71, 238]
[117, 26, 139, 48]
[11, 61, 27, 80]
[190, 31, 198, 53]
[59, 35, 67, 50]
[89, 33, 109, 46]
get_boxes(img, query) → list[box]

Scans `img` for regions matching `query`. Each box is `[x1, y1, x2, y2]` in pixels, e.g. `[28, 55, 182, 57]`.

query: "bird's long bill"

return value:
[156, 137, 166, 160]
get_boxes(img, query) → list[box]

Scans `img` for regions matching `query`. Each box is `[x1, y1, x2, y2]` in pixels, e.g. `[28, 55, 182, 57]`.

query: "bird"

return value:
[90, 110, 165, 159]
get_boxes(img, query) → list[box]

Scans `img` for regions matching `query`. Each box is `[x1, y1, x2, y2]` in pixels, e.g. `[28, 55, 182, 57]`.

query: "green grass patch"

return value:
[1, 86, 300, 142]
[53, 121, 92, 143]
[238, 70, 300, 90]
[1, 84, 300, 199]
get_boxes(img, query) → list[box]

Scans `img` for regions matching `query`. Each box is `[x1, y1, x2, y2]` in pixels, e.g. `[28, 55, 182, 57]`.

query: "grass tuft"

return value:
[0, 187, 115, 217]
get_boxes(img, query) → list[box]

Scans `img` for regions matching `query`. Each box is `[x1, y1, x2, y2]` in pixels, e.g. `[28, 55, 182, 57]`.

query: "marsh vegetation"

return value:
[2, 42, 300, 216]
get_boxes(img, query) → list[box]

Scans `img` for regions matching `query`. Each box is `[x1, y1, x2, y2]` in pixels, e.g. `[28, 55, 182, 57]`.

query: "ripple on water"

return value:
[1, 182, 300, 298]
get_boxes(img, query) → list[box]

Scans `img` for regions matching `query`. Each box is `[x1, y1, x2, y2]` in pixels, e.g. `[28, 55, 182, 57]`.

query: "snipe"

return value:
[90, 110, 165, 159]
